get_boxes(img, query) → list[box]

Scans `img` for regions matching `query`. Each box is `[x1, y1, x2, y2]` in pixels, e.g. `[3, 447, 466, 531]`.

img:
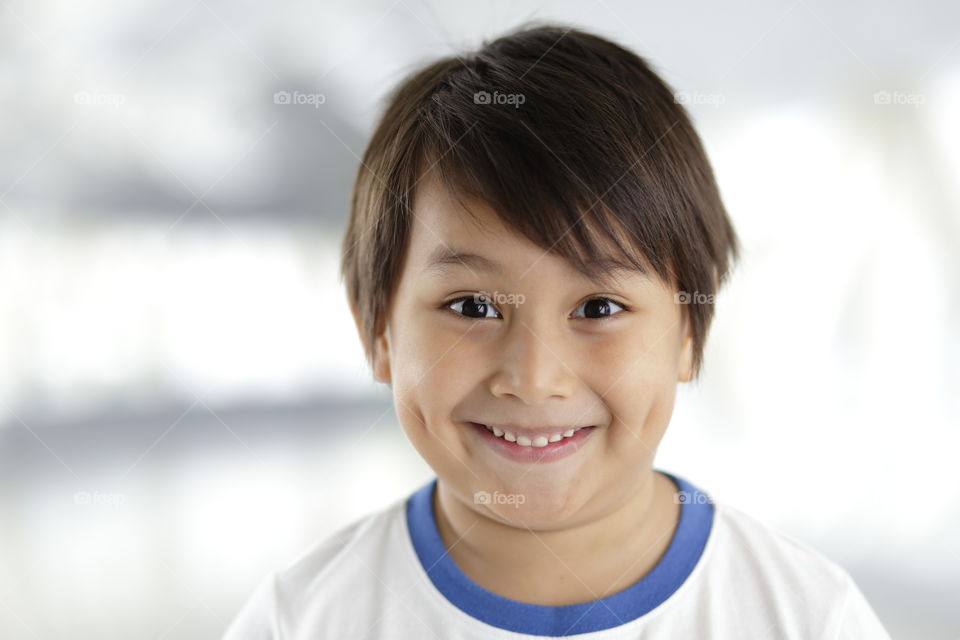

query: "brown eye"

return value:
[571, 297, 626, 319]
[446, 296, 502, 319]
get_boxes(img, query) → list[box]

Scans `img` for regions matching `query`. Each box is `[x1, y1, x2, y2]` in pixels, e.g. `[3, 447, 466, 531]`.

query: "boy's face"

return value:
[365, 174, 694, 527]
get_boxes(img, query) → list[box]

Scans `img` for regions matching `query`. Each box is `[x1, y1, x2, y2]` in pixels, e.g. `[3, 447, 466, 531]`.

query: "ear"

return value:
[371, 324, 392, 384]
[678, 267, 720, 383]
[677, 309, 694, 383]
[349, 300, 392, 384]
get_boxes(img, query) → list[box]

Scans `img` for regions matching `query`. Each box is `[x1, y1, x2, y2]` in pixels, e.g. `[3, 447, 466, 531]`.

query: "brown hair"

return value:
[340, 23, 739, 379]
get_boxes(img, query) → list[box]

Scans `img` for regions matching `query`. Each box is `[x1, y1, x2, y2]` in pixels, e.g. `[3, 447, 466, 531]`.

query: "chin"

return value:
[476, 487, 587, 528]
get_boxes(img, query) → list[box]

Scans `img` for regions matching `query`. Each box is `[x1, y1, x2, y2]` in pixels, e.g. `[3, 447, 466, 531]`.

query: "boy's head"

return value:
[341, 24, 738, 525]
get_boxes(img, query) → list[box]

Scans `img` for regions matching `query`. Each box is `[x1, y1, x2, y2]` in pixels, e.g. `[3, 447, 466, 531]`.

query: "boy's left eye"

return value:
[570, 297, 627, 319]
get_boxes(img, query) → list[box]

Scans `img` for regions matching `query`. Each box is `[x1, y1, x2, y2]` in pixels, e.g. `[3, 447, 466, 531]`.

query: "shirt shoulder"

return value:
[222, 496, 408, 640]
[700, 502, 891, 639]
[714, 501, 850, 587]
[275, 498, 404, 598]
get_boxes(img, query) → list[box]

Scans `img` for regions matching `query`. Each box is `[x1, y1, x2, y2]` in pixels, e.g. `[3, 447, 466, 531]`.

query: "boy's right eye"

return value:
[445, 296, 502, 319]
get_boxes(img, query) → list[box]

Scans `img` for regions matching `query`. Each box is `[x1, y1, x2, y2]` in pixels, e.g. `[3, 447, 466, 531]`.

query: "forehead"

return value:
[409, 173, 655, 287]
[410, 173, 504, 245]
[408, 173, 544, 280]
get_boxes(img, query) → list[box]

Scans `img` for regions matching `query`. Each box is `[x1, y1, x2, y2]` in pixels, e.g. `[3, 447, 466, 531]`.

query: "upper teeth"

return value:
[483, 424, 583, 447]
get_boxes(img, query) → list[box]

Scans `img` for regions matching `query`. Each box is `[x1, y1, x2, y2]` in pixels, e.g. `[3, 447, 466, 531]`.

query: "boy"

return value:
[224, 24, 891, 638]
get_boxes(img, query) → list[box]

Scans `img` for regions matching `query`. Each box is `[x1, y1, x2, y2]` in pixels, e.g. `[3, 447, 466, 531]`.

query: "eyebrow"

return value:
[422, 245, 649, 281]
[423, 247, 505, 276]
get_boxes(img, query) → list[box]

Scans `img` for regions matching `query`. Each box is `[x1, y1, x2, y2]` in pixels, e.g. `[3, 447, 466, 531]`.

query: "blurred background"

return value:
[1, 0, 958, 638]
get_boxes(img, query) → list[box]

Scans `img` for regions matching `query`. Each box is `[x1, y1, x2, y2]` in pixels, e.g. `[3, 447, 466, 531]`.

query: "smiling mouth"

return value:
[469, 422, 594, 447]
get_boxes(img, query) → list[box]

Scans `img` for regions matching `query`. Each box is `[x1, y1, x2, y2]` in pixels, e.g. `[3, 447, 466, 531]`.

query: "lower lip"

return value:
[467, 422, 597, 464]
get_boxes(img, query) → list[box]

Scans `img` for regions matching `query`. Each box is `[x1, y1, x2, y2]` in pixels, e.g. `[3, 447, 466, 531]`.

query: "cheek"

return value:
[392, 305, 479, 378]
[389, 314, 481, 438]
[602, 379, 677, 475]
[594, 332, 681, 455]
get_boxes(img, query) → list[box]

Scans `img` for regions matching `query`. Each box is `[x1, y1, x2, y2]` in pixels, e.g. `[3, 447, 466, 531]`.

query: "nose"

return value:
[488, 317, 576, 404]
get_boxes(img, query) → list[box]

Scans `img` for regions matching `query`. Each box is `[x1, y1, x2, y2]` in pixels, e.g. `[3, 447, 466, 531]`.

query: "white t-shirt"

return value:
[223, 471, 891, 639]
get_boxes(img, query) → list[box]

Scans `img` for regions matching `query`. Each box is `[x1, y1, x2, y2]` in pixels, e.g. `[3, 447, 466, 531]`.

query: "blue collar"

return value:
[405, 470, 714, 636]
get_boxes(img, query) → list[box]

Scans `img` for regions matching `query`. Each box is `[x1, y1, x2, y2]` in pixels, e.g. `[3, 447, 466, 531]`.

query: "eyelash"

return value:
[441, 295, 630, 322]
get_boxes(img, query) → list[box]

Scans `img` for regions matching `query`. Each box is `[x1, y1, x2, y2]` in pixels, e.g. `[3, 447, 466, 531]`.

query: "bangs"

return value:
[413, 89, 676, 291]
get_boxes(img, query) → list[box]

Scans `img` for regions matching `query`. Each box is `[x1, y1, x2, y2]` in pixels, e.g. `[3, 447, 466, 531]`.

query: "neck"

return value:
[433, 470, 680, 606]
